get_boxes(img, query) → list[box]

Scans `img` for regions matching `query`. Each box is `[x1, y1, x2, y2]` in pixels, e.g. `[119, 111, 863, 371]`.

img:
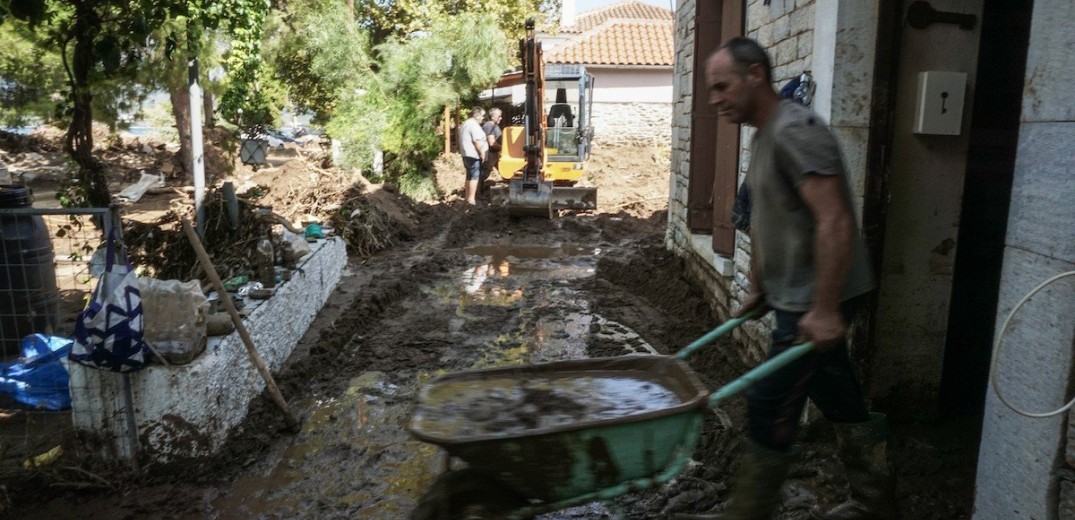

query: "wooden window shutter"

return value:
[688, 1, 744, 256]
[687, 0, 722, 232]
[711, 1, 743, 256]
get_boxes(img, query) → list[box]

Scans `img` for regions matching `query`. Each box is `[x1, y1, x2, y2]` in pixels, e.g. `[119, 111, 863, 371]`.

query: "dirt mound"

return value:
[586, 141, 670, 218]
[589, 240, 715, 355]
[431, 141, 670, 218]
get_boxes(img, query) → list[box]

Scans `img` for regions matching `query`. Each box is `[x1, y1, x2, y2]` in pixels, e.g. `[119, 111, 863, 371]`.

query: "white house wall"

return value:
[590, 68, 673, 145]
[510, 68, 673, 145]
[975, 1, 1075, 517]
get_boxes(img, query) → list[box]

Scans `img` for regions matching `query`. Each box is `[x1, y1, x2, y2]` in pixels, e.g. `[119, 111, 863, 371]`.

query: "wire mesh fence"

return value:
[0, 203, 118, 477]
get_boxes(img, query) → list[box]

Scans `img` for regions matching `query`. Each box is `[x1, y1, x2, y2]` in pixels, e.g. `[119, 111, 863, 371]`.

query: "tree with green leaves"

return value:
[264, 1, 518, 199]
[0, 0, 272, 207]
[353, 0, 559, 48]
[0, 22, 66, 127]
[338, 12, 511, 197]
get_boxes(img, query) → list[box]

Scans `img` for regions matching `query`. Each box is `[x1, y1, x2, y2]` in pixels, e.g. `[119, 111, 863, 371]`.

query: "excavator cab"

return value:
[491, 20, 597, 217]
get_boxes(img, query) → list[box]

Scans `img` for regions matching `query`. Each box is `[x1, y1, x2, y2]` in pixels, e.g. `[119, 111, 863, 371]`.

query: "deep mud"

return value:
[4, 142, 976, 520]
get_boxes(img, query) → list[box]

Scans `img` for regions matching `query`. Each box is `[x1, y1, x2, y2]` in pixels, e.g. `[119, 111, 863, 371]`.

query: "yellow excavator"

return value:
[490, 20, 598, 217]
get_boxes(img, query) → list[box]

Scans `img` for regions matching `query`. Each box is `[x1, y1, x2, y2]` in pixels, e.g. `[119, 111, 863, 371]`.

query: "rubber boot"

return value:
[675, 440, 794, 520]
[810, 413, 897, 520]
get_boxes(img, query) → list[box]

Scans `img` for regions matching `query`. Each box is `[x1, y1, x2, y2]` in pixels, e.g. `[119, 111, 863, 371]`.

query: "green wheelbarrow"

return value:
[407, 314, 812, 520]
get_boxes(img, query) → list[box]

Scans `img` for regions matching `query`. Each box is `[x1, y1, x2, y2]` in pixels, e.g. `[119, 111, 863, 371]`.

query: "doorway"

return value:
[938, 0, 1033, 415]
[867, 0, 1033, 418]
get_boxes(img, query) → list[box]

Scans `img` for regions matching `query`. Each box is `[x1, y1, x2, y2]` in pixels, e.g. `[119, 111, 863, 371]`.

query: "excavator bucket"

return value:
[489, 181, 597, 217]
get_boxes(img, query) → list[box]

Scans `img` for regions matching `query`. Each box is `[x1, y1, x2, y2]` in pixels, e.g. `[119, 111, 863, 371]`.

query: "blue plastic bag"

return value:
[0, 334, 73, 410]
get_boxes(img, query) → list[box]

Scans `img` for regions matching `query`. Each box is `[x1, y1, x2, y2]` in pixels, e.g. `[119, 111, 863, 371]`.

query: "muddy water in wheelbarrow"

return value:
[408, 305, 820, 520]
[410, 355, 710, 520]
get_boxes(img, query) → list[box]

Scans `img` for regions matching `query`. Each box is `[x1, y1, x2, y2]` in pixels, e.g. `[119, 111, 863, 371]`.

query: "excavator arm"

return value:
[492, 19, 597, 217]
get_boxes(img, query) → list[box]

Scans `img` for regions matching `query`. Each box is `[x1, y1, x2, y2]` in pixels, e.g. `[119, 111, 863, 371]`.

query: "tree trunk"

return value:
[64, 2, 110, 208]
[203, 89, 215, 127]
[171, 85, 193, 181]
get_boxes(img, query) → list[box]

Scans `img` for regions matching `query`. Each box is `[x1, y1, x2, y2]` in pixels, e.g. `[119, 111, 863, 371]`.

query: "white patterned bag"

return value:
[68, 230, 148, 373]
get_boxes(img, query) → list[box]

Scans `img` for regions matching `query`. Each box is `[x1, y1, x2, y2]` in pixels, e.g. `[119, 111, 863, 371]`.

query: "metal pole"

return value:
[189, 57, 207, 238]
[121, 373, 140, 470]
[108, 206, 140, 469]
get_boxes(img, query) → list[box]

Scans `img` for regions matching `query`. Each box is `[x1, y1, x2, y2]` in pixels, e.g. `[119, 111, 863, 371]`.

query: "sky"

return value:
[574, 0, 676, 14]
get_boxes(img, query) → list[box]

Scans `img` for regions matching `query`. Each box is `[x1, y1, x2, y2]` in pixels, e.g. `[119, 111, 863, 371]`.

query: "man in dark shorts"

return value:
[481, 107, 503, 189]
[677, 38, 895, 520]
[457, 107, 487, 205]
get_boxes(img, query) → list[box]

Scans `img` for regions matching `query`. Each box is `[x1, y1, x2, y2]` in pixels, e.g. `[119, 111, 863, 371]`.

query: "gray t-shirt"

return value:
[745, 100, 874, 312]
[458, 118, 487, 159]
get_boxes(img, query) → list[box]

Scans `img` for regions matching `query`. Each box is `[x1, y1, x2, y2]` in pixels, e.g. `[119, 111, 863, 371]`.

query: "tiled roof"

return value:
[545, 19, 674, 67]
[563, 0, 673, 33]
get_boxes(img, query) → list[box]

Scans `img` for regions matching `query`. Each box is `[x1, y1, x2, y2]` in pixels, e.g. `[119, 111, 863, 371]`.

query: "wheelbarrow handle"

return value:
[707, 342, 814, 409]
[676, 308, 761, 360]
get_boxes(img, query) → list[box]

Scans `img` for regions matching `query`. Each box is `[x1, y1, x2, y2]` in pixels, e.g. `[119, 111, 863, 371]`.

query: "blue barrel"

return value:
[0, 185, 59, 357]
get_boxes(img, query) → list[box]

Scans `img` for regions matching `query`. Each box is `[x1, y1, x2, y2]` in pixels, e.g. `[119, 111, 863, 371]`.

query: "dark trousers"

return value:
[746, 295, 871, 452]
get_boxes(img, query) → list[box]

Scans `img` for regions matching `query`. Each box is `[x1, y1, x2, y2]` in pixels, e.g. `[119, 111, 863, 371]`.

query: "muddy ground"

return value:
[1, 138, 977, 519]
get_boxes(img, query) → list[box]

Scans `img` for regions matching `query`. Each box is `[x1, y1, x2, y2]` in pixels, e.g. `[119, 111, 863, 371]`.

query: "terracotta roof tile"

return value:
[546, 19, 674, 67]
[564, 0, 673, 33]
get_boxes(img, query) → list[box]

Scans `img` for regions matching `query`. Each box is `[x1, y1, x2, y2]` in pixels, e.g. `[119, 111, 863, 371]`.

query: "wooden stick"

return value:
[180, 218, 300, 431]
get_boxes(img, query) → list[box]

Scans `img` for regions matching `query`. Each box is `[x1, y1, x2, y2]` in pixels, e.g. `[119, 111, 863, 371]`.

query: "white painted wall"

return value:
[589, 68, 673, 103]
[508, 67, 674, 144]
[69, 238, 347, 463]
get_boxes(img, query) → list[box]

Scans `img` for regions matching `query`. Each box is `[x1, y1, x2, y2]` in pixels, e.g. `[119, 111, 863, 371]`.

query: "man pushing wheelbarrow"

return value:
[408, 37, 895, 520]
[676, 38, 896, 520]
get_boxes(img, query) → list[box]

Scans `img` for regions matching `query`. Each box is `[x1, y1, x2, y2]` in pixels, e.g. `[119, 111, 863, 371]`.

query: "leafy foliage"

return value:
[214, 0, 277, 130]
[265, 0, 374, 124]
[330, 12, 510, 197]
[354, 0, 559, 47]
[0, 21, 65, 126]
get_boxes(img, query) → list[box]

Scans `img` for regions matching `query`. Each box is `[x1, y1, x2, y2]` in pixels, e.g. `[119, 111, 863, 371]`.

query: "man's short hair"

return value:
[488, 107, 502, 118]
[716, 37, 773, 84]
[470, 107, 486, 118]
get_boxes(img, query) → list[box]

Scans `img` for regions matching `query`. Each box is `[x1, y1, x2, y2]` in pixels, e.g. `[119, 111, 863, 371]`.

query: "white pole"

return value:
[189, 57, 206, 236]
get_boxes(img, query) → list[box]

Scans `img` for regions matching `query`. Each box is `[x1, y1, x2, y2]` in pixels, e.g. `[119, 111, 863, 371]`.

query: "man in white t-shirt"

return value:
[457, 107, 487, 205]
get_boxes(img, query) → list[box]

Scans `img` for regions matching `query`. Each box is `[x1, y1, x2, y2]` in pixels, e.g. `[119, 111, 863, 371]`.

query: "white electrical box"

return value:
[913, 71, 967, 135]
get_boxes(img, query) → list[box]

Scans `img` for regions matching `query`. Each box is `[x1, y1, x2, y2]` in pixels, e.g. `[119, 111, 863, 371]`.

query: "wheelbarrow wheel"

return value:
[412, 468, 530, 520]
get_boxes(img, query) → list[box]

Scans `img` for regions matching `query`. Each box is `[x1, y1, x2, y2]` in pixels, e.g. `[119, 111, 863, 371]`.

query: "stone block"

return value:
[773, 15, 791, 43]
[974, 246, 1075, 520]
[747, 0, 771, 30]
[829, 3, 878, 128]
[1006, 123, 1075, 263]
[790, 3, 814, 35]
[757, 22, 775, 48]
[1061, 479, 1075, 520]
[829, 125, 869, 200]
[797, 31, 814, 61]
[1021, 1, 1075, 122]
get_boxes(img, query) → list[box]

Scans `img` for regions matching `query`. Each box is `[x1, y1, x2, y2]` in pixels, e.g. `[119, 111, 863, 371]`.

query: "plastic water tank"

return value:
[0, 185, 59, 357]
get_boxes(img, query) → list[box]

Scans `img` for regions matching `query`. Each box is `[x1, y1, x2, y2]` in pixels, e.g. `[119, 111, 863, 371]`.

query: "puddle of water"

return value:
[462, 243, 599, 259]
[212, 373, 437, 519]
[213, 242, 637, 519]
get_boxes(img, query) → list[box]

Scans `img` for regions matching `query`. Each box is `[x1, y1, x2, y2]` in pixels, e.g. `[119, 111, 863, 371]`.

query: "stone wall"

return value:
[974, 2, 1075, 518]
[591, 101, 673, 146]
[69, 237, 348, 463]
[668, 0, 822, 362]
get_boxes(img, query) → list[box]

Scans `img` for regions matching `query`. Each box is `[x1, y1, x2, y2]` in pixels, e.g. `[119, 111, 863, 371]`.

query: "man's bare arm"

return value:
[797, 174, 853, 349]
